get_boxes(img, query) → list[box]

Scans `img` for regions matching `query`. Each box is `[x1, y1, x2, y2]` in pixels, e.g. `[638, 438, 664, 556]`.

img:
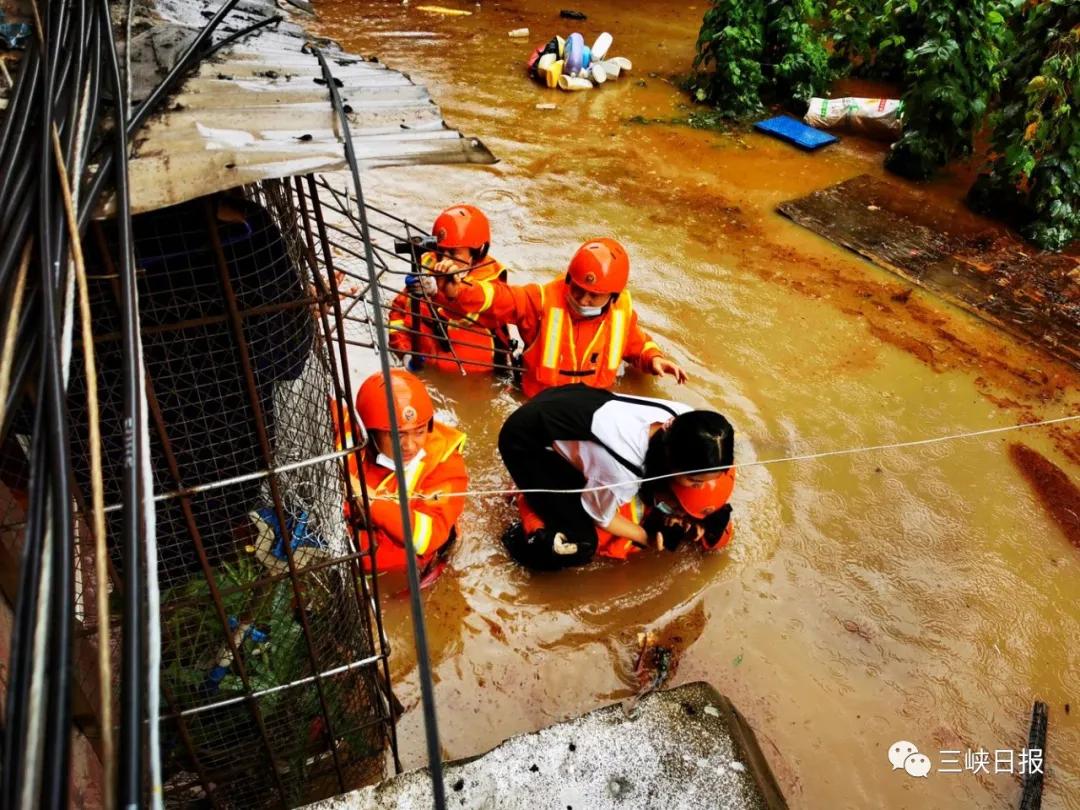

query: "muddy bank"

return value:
[1009, 443, 1080, 549]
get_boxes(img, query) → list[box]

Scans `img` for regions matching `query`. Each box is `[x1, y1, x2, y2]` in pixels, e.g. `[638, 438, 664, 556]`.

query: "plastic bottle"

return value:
[544, 59, 564, 88]
[591, 32, 612, 62]
[558, 74, 592, 91]
[565, 33, 584, 75]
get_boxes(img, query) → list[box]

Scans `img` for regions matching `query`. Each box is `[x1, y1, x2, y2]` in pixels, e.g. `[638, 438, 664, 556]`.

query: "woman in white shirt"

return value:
[497, 384, 734, 570]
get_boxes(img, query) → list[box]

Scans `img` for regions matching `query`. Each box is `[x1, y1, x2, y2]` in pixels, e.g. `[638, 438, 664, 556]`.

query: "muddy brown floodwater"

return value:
[314, 1, 1080, 807]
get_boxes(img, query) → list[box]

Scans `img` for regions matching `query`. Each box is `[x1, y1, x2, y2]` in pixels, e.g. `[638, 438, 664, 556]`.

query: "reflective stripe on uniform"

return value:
[412, 512, 434, 555]
[477, 280, 496, 313]
[404, 459, 425, 494]
[541, 306, 565, 370]
[374, 453, 427, 500]
[640, 340, 660, 356]
[607, 307, 627, 370]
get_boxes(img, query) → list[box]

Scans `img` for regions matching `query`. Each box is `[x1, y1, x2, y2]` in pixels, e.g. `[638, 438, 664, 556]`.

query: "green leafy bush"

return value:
[765, 0, 833, 104]
[688, 0, 830, 118]
[884, 0, 1017, 179]
[689, 0, 767, 117]
[968, 0, 1079, 250]
[687, 0, 1074, 250]
[828, 0, 913, 80]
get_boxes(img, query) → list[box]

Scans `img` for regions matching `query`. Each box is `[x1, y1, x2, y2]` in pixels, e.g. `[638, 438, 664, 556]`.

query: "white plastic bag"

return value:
[804, 97, 903, 141]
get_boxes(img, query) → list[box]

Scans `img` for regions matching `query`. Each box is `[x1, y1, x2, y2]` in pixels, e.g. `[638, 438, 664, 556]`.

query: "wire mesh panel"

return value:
[0, 168, 451, 806]
[55, 178, 395, 808]
[292, 174, 505, 371]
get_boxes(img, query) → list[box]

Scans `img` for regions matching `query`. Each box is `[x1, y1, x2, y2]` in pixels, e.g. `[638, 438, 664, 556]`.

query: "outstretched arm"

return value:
[623, 311, 687, 384]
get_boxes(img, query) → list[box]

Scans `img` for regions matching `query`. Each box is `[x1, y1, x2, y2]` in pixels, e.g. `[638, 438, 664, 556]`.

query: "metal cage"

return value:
[0, 173, 436, 808]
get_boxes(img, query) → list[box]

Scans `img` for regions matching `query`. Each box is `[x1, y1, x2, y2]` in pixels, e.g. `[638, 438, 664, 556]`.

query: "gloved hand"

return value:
[405, 273, 437, 296]
[551, 532, 579, 556]
[346, 505, 368, 531]
[701, 504, 733, 549]
[663, 516, 700, 551]
[641, 509, 667, 546]
[642, 510, 699, 552]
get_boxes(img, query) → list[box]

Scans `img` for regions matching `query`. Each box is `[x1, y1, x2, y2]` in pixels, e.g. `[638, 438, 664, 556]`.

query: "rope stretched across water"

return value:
[375, 413, 1080, 501]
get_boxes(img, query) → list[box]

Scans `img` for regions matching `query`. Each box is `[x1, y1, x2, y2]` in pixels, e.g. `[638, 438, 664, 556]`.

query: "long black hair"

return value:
[640, 410, 734, 505]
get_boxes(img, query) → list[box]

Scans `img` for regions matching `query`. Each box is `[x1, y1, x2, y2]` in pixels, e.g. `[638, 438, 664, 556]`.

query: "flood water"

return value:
[314, 2, 1080, 807]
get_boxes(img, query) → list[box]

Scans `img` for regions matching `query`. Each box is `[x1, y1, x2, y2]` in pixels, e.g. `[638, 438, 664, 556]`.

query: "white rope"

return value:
[379, 413, 1080, 502]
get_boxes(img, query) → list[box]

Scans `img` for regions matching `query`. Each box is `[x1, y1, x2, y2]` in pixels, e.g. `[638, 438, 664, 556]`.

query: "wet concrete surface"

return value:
[304, 683, 782, 810]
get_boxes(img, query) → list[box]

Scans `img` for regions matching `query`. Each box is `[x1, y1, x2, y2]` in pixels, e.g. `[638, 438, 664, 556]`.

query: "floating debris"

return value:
[634, 631, 675, 698]
[416, 5, 472, 15]
[526, 30, 629, 92]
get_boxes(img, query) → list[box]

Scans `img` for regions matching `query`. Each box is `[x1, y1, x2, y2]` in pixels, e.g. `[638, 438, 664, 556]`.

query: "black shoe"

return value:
[500, 521, 525, 553]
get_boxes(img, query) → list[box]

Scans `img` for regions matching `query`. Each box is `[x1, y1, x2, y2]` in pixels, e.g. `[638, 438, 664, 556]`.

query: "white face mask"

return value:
[567, 295, 606, 318]
[375, 448, 425, 473]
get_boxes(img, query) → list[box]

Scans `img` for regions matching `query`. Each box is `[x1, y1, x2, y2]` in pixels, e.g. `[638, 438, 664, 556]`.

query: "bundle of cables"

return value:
[0, 2, 280, 806]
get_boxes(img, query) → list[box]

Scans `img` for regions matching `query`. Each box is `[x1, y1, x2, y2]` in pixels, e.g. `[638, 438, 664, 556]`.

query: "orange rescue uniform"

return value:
[388, 254, 509, 374]
[333, 407, 468, 574]
[437, 276, 665, 398]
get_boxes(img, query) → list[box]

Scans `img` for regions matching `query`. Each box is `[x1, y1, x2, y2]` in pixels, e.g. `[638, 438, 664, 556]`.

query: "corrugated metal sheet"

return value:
[125, 0, 495, 214]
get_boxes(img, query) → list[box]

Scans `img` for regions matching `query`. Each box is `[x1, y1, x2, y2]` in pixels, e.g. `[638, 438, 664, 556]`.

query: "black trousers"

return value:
[498, 394, 599, 568]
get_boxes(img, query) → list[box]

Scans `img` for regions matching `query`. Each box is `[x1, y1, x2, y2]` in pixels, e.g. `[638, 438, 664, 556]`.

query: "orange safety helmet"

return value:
[355, 369, 434, 433]
[432, 205, 491, 253]
[566, 238, 630, 295]
[672, 468, 735, 519]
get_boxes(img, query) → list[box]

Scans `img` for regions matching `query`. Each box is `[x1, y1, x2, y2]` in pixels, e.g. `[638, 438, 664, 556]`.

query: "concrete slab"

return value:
[305, 682, 787, 810]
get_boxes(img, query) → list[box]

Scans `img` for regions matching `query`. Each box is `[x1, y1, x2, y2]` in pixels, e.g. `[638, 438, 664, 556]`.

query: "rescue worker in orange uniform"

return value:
[334, 369, 468, 577]
[498, 384, 734, 570]
[431, 238, 687, 398]
[387, 205, 512, 374]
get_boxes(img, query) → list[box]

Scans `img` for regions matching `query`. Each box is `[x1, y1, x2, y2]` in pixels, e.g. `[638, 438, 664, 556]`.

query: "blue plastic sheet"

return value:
[753, 115, 839, 151]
